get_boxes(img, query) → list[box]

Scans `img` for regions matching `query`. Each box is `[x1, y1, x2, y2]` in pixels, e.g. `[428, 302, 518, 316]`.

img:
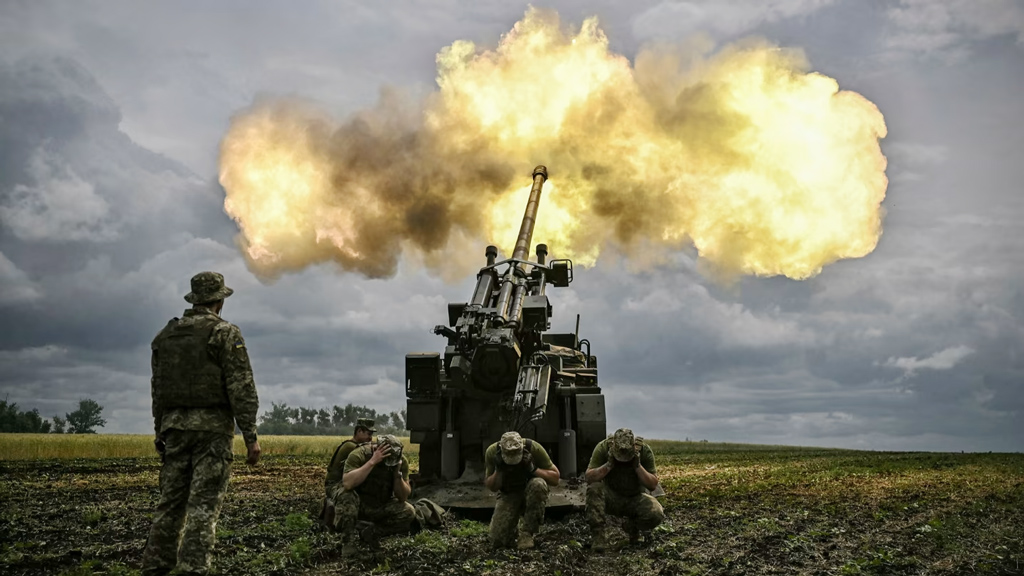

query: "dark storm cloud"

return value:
[0, 53, 467, 431]
[0, 1, 1021, 450]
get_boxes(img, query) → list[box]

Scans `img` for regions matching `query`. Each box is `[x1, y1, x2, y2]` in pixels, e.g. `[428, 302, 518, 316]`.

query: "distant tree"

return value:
[52, 415, 66, 434]
[298, 407, 317, 426]
[0, 400, 54, 433]
[0, 400, 18, 432]
[22, 409, 51, 433]
[255, 402, 405, 435]
[331, 405, 346, 427]
[66, 399, 106, 434]
[316, 408, 332, 428]
[258, 402, 294, 435]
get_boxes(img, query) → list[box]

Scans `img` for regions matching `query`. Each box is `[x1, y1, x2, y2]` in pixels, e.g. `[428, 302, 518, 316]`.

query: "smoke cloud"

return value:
[219, 8, 887, 281]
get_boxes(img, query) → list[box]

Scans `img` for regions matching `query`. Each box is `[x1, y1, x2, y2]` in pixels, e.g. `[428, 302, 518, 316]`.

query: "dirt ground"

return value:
[1, 444, 1022, 575]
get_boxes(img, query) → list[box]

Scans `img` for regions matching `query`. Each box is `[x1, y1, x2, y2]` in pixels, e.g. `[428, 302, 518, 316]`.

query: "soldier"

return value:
[484, 431, 560, 550]
[322, 418, 376, 528]
[330, 434, 416, 556]
[584, 428, 664, 551]
[141, 271, 261, 576]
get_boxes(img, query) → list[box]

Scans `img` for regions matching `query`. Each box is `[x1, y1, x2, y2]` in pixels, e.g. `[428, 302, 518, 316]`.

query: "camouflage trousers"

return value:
[585, 481, 665, 532]
[490, 477, 549, 548]
[326, 486, 416, 540]
[140, 429, 233, 576]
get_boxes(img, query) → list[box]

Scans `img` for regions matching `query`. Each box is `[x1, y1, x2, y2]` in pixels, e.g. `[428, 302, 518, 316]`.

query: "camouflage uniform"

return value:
[141, 272, 259, 576]
[325, 439, 360, 499]
[586, 429, 664, 545]
[485, 432, 555, 549]
[332, 436, 416, 541]
[322, 418, 376, 525]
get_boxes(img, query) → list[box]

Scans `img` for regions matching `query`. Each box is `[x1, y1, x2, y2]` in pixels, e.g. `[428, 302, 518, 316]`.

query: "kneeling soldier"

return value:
[485, 431, 560, 550]
[322, 418, 376, 527]
[332, 434, 415, 556]
[585, 428, 664, 550]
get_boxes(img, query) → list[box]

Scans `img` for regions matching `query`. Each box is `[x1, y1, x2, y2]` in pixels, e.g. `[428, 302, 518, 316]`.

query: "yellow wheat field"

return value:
[0, 433, 416, 460]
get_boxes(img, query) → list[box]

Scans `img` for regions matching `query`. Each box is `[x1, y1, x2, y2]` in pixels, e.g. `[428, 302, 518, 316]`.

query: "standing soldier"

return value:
[141, 271, 261, 576]
[484, 431, 560, 550]
[331, 434, 416, 556]
[584, 428, 664, 551]
[322, 418, 376, 528]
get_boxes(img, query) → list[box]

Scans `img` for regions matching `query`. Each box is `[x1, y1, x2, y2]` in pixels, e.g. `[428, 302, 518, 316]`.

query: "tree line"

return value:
[0, 399, 107, 434]
[1, 398, 407, 436]
[258, 402, 408, 436]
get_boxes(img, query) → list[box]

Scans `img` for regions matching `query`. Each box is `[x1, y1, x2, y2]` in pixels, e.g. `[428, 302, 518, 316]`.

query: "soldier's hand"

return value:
[630, 456, 641, 469]
[521, 449, 534, 465]
[246, 440, 262, 466]
[606, 451, 617, 469]
[521, 450, 537, 473]
[154, 437, 166, 462]
[368, 443, 391, 466]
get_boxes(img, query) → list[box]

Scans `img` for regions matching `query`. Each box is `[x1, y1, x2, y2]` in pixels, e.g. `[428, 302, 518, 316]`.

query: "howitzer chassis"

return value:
[405, 166, 606, 508]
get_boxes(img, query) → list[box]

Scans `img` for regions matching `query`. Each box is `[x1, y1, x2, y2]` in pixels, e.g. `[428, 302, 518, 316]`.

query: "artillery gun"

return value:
[405, 166, 606, 508]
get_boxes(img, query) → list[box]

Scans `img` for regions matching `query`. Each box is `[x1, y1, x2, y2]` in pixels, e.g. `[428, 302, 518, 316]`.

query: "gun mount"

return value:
[406, 166, 606, 509]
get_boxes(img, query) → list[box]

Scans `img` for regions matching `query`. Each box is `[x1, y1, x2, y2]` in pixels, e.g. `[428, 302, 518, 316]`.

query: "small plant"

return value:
[284, 512, 313, 533]
[413, 529, 448, 554]
[289, 537, 311, 564]
[81, 508, 102, 526]
[450, 519, 487, 538]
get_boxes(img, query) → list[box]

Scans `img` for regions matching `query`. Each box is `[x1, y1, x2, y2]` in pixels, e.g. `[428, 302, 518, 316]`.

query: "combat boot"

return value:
[321, 499, 337, 531]
[341, 539, 360, 558]
[357, 520, 381, 546]
[590, 528, 610, 552]
[517, 530, 536, 550]
[624, 518, 639, 545]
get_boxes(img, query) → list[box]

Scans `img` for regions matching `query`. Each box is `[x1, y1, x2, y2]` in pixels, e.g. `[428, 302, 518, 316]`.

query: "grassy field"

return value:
[0, 435, 1021, 575]
[0, 434, 417, 460]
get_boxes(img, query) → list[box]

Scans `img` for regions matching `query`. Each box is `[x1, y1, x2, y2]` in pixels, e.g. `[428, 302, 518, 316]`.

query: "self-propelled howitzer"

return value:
[405, 166, 606, 508]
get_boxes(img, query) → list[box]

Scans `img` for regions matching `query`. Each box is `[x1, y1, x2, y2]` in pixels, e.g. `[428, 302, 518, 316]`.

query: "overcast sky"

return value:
[1, 0, 1022, 452]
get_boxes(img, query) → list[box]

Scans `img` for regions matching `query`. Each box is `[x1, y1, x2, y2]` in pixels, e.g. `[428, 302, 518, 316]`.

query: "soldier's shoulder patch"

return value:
[234, 341, 245, 349]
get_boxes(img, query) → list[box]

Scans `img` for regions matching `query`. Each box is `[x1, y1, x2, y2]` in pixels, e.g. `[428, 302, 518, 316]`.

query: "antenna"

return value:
[575, 313, 580, 349]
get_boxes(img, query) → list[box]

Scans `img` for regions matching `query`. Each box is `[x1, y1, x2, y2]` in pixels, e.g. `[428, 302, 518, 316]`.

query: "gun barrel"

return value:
[512, 166, 548, 261]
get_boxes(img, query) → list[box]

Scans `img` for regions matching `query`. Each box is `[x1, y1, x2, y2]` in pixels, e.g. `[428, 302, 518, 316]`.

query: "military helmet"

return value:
[498, 431, 525, 465]
[379, 434, 403, 467]
[355, 418, 376, 434]
[610, 428, 636, 462]
[184, 271, 234, 304]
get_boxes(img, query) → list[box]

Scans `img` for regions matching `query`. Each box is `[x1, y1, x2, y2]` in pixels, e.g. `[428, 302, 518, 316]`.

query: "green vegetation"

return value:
[450, 519, 488, 538]
[258, 402, 408, 436]
[64, 400, 106, 434]
[0, 399, 106, 434]
[0, 440, 1020, 575]
[0, 434, 417, 460]
[0, 400, 53, 433]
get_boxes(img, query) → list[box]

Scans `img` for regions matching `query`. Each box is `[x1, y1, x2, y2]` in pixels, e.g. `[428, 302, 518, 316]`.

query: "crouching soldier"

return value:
[327, 434, 416, 556]
[585, 428, 664, 550]
[485, 431, 560, 550]
[322, 418, 376, 526]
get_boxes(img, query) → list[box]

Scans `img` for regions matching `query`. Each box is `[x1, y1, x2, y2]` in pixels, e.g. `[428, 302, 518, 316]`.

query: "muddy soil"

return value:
[1, 448, 1022, 575]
